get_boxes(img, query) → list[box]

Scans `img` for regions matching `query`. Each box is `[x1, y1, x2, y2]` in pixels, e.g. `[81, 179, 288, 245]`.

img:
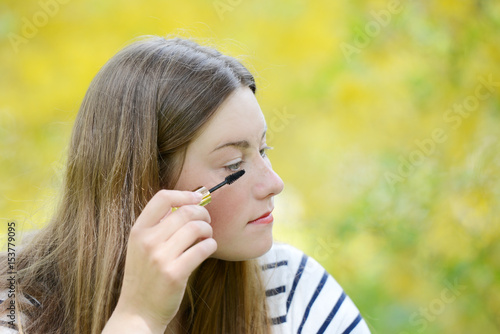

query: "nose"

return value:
[254, 158, 284, 199]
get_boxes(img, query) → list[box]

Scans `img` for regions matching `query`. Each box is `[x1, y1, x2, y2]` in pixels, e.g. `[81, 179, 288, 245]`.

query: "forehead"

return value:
[194, 87, 267, 149]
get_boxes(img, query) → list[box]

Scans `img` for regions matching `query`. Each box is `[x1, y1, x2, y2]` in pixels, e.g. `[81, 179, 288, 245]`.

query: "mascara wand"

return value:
[209, 169, 245, 193]
[172, 170, 245, 210]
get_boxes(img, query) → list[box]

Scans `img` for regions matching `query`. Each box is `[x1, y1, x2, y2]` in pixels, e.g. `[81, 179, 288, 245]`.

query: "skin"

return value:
[174, 86, 284, 260]
[104, 87, 284, 333]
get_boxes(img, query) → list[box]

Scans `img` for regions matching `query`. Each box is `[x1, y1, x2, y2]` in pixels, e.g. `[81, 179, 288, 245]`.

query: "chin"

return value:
[211, 235, 274, 261]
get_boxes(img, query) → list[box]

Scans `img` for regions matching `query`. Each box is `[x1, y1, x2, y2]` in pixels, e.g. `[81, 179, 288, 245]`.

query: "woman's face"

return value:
[174, 87, 284, 261]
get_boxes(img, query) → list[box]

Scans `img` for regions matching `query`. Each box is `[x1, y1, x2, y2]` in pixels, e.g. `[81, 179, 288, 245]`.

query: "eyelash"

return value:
[260, 146, 272, 157]
[224, 146, 273, 172]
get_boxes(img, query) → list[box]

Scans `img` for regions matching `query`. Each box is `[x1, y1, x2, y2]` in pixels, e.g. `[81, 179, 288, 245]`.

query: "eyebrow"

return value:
[211, 129, 267, 153]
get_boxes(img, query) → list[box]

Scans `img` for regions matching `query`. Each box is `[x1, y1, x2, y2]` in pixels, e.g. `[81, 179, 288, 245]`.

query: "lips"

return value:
[248, 212, 273, 225]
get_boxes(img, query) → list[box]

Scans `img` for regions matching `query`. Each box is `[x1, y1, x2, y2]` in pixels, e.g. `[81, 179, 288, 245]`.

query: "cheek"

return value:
[206, 188, 248, 235]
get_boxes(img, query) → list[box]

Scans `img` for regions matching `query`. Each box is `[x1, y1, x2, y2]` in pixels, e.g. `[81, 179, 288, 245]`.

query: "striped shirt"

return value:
[259, 243, 371, 333]
[1, 243, 371, 333]
[0, 290, 39, 334]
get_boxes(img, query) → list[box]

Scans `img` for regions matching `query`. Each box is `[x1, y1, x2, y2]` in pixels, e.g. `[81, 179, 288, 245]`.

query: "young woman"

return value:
[0, 36, 370, 333]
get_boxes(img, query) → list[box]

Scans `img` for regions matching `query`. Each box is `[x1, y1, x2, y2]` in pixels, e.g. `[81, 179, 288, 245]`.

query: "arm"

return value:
[102, 190, 217, 333]
[102, 309, 165, 334]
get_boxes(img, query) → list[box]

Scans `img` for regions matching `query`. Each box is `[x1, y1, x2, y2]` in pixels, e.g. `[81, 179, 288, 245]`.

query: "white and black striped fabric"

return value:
[259, 243, 371, 333]
[0, 290, 40, 334]
[1, 243, 371, 333]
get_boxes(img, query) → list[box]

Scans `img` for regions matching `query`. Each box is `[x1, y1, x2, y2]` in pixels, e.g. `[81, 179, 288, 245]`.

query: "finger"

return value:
[134, 190, 202, 229]
[164, 220, 213, 260]
[151, 205, 211, 242]
[170, 238, 217, 277]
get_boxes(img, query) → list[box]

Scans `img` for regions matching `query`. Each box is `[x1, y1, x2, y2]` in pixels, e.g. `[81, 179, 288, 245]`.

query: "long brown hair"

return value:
[0, 36, 270, 333]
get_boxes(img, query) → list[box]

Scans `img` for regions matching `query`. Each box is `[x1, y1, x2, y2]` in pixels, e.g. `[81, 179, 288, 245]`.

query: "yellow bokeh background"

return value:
[1, 0, 499, 332]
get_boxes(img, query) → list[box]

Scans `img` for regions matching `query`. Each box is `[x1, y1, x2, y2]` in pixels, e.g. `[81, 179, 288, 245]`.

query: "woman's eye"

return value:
[260, 146, 273, 157]
[225, 161, 243, 172]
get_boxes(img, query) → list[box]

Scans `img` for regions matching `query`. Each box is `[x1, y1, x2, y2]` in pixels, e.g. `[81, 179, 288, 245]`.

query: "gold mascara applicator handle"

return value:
[193, 186, 211, 207]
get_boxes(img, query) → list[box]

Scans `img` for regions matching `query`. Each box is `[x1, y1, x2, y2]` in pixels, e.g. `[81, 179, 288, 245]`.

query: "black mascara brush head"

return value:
[208, 170, 245, 193]
[225, 170, 245, 184]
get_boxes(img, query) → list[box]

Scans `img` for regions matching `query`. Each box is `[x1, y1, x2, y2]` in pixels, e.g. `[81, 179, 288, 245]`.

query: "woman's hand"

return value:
[103, 190, 217, 334]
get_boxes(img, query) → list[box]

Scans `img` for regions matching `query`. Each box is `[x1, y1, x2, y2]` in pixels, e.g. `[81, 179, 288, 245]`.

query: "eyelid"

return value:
[222, 145, 273, 172]
[225, 159, 243, 172]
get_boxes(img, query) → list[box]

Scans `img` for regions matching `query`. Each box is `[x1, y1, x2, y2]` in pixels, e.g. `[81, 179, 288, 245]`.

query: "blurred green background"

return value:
[1, 0, 499, 332]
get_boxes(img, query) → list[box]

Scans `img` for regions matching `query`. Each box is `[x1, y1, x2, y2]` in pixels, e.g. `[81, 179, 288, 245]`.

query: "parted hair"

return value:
[0, 36, 270, 333]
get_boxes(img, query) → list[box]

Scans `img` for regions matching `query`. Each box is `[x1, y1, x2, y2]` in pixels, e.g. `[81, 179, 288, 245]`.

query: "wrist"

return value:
[104, 303, 168, 334]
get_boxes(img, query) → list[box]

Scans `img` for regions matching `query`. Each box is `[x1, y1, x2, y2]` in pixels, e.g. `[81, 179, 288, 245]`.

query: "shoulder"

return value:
[258, 243, 371, 333]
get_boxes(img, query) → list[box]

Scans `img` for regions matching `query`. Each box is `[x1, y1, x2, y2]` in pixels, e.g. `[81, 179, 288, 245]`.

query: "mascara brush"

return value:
[173, 170, 245, 210]
[208, 169, 245, 193]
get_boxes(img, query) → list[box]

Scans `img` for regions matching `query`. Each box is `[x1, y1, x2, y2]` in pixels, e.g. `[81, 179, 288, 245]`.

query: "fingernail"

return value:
[194, 187, 211, 206]
[193, 191, 204, 201]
